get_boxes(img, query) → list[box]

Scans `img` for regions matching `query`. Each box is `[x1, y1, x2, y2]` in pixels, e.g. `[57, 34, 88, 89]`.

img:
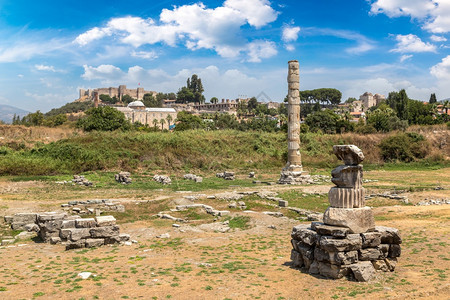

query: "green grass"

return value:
[278, 191, 329, 212]
[0, 129, 446, 176]
[225, 216, 251, 230]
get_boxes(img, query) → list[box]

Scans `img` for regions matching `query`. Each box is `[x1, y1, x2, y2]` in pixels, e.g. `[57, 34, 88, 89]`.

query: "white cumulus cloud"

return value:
[35, 64, 56, 72]
[430, 55, 450, 79]
[282, 25, 301, 42]
[391, 34, 436, 53]
[430, 34, 447, 42]
[370, 0, 450, 33]
[400, 54, 413, 62]
[74, 0, 279, 62]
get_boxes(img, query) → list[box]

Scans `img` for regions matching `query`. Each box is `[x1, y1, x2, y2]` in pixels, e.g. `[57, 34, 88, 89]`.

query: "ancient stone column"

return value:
[323, 145, 374, 233]
[279, 60, 310, 184]
[93, 92, 99, 108]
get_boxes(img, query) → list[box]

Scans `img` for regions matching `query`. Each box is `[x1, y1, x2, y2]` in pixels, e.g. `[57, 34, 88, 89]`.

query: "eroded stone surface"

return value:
[333, 145, 365, 165]
[323, 207, 375, 234]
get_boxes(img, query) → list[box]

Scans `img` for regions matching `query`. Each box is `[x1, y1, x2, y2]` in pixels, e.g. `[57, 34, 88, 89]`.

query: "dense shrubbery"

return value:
[76, 107, 131, 132]
[379, 132, 430, 162]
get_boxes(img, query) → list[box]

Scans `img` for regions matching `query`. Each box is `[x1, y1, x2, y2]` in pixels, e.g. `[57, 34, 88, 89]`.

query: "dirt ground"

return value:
[0, 170, 448, 300]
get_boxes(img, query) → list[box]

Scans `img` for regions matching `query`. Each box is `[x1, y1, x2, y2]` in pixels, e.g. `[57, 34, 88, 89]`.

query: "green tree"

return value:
[166, 114, 173, 129]
[300, 88, 342, 105]
[122, 94, 135, 104]
[143, 93, 162, 107]
[160, 118, 166, 130]
[174, 111, 205, 131]
[305, 109, 349, 134]
[152, 118, 158, 129]
[99, 94, 116, 104]
[386, 89, 409, 121]
[366, 104, 407, 132]
[177, 74, 205, 103]
[76, 106, 130, 131]
[429, 93, 437, 104]
[210, 97, 218, 104]
[345, 97, 358, 103]
[176, 86, 194, 103]
[247, 97, 258, 110]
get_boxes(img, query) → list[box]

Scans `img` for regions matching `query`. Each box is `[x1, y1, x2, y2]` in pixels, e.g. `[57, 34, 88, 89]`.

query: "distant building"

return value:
[115, 101, 177, 130]
[79, 85, 157, 102]
[193, 99, 240, 115]
[359, 92, 385, 111]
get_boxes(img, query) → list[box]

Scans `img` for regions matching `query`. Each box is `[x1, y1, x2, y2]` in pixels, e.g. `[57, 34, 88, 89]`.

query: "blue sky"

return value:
[1, 0, 449, 112]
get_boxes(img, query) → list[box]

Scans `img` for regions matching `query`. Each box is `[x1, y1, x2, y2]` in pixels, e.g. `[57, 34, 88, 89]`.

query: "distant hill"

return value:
[45, 101, 93, 116]
[0, 104, 29, 123]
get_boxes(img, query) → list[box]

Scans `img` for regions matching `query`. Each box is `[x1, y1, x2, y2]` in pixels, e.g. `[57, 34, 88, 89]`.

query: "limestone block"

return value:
[4, 216, 13, 224]
[25, 223, 39, 233]
[95, 216, 116, 227]
[323, 207, 375, 234]
[349, 261, 376, 282]
[335, 251, 359, 265]
[290, 249, 303, 268]
[318, 262, 349, 279]
[377, 244, 390, 256]
[314, 247, 332, 263]
[11, 223, 28, 230]
[13, 213, 37, 224]
[37, 213, 66, 222]
[1, 239, 15, 245]
[374, 226, 402, 244]
[85, 238, 104, 248]
[69, 228, 91, 241]
[328, 187, 365, 208]
[291, 226, 318, 246]
[333, 145, 365, 165]
[331, 165, 363, 188]
[66, 240, 85, 250]
[76, 218, 96, 228]
[315, 224, 350, 238]
[15, 231, 36, 240]
[385, 258, 397, 271]
[50, 237, 61, 244]
[278, 200, 288, 207]
[309, 261, 320, 274]
[60, 229, 71, 240]
[358, 248, 381, 261]
[61, 220, 76, 229]
[388, 244, 401, 258]
[104, 233, 130, 244]
[361, 232, 381, 248]
[319, 234, 362, 252]
[372, 260, 388, 272]
[310, 222, 324, 231]
[90, 225, 120, 238]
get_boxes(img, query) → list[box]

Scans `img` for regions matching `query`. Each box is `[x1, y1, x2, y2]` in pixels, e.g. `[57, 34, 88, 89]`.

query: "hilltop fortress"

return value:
[78, 85, 157, 102]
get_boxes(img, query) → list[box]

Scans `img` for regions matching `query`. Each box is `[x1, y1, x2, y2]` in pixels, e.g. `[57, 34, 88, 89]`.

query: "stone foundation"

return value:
[4, 212, 130, 250]
[278, 168, 312, 185]
[290, 223, 401, 281]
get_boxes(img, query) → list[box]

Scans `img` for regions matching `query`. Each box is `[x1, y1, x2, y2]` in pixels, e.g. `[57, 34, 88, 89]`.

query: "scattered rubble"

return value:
[153, 175, 172, 185]
[61, 199, 125, 214]
[417, 198, 450, 206]
[70, 175, 93, 186]
[248, 172, 255, 178]
[216, 171, 235, 180]
[115, 171, 132, 184]
[183, 174, 203, 183]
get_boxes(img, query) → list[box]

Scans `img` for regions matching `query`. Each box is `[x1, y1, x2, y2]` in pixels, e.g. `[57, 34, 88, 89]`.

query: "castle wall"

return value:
[79, 85, 156, 101]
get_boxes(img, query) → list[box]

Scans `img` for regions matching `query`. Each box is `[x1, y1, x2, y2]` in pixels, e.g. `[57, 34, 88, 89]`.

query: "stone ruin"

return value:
[153, 175, 172, 185]
[4, 212, 130, 250]
[115, 171, 132, 184]
[216, 171, 235, 180]
[290, 145, 402, 282]
[183, 174, 203, 183]
[61, 199, 125, 215]
[279, 60, 311, 185]
[71, 175, 93, 186]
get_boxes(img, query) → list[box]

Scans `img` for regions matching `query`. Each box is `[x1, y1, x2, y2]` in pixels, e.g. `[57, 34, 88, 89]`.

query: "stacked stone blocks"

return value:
[290, 145, 401, 281]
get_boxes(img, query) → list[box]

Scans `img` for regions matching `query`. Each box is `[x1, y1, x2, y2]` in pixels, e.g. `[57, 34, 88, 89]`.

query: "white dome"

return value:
[128, 100, 145, 107]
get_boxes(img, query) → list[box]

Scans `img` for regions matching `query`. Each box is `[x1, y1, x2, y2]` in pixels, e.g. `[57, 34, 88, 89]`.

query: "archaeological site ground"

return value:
[0, 126, 449, 300]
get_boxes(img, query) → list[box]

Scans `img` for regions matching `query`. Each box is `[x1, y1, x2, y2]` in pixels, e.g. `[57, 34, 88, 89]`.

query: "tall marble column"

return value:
[279, 60, 310, 184]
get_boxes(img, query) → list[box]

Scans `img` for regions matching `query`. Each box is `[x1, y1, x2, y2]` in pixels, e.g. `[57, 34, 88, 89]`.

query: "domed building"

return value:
[115, 102, 177, 130]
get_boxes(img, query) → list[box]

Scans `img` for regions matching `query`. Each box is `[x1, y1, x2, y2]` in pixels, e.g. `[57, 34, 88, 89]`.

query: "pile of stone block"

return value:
[115, 171, 132, 184]
[216, 171, 235, 180]
[290, 145, 401, 282]
[153, 175, 172, 185]
[183, 174, 203, 183]
[291, 223, 401, 281]
[61, 199, 125, 214]
[72, 175, 93, 186]
[248, 172, 255, 178]
[4, 212, 130, 250]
